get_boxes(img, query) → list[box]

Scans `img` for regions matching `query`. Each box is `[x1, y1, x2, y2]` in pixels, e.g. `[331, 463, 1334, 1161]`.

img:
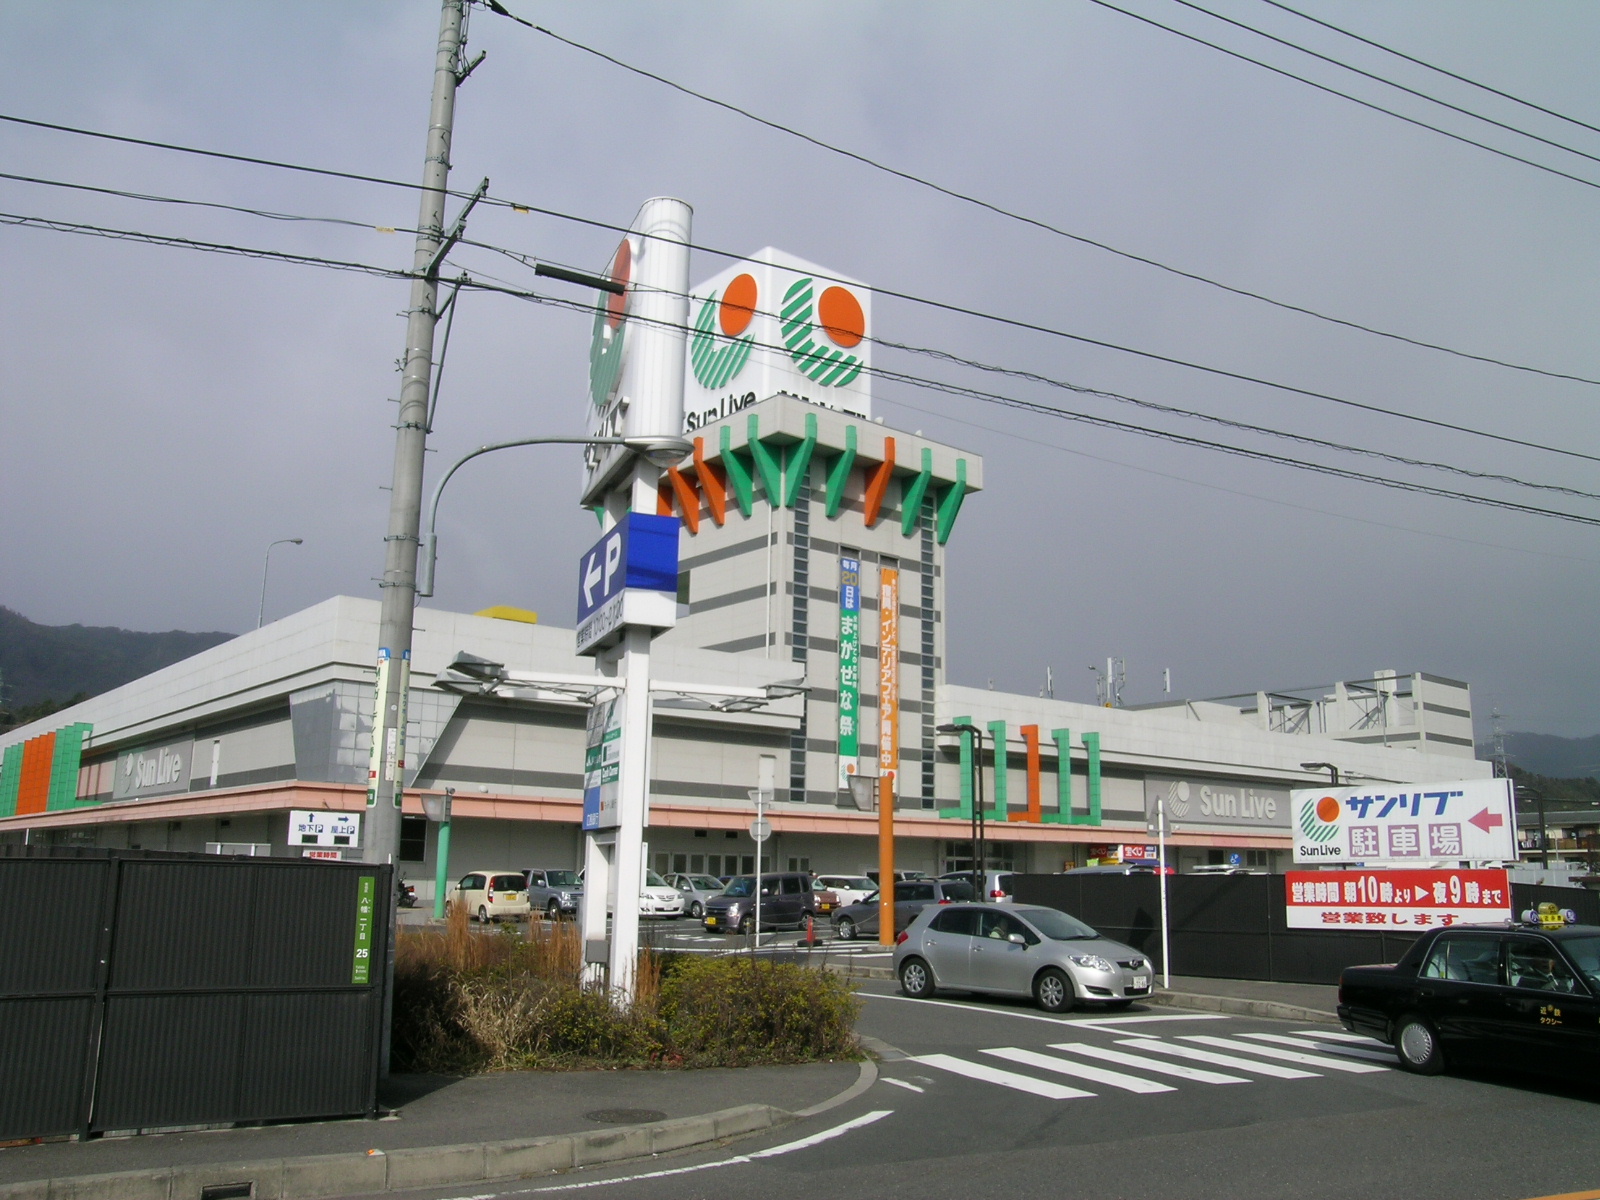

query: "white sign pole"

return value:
[1158, 798, 1171, 989]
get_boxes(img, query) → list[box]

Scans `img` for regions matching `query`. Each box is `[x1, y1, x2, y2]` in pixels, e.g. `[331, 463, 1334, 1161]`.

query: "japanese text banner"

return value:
[1285, 868, 1510, 929]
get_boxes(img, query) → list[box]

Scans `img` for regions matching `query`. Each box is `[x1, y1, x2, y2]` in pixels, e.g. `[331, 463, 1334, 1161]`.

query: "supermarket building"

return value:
[0, 391, 1490, 893]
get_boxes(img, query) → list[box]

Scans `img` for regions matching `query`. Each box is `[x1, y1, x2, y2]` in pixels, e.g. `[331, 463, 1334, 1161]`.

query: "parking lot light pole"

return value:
[939, 722, 986, 901]
[1302, 761, 1341, 787]
[257, 538, 303, 628]
[422, 788, 453, 919]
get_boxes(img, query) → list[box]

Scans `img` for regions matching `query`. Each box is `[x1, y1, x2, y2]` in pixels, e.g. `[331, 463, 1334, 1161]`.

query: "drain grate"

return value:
[583, 1108, 666, 1124]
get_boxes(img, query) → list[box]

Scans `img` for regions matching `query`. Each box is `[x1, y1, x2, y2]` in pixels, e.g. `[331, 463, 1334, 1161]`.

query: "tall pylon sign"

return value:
[576, 198, 692, 1003]
[683, 248, 872, 434]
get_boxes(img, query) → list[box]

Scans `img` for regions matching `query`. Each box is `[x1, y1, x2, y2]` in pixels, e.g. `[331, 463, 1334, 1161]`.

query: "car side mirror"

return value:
[1008, 932, 1028, 946]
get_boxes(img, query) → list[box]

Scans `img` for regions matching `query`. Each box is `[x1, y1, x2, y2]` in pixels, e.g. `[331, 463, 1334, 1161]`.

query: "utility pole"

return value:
[366, 0, 474, 1070]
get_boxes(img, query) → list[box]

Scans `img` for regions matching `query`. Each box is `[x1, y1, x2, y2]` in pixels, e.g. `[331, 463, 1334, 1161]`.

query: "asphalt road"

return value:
[350, 981, 1600, 1200]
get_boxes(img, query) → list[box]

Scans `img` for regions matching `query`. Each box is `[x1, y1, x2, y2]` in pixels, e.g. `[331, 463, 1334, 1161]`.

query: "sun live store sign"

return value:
[683, 248, 872, 433]
[1292, 777, 1515, 864]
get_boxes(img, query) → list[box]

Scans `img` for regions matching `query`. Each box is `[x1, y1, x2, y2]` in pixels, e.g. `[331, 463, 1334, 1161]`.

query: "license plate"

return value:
[706, 917, 718, 926]
[1132, 975, 1149, 988]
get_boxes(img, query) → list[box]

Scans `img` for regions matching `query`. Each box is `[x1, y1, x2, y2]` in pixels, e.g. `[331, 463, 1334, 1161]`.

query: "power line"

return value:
[1168, 0, 1600, 169]
[8, 159, 1598, 467]
[471, 9, 1600, 388]
[1258, 0, 1600, 139]
[8, 200, 1598, 526]
[458, 276, 1600, 529]
[1087, 0, 1600, 193]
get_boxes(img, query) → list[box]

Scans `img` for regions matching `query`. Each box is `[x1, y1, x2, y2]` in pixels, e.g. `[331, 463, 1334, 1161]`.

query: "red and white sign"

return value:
[1285, 868, 1510, 929]
[1118, 844, 1161, 862]
[303, 848, 345, 861]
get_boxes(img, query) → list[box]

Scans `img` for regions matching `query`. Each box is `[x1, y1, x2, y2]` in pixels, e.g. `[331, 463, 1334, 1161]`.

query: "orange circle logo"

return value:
[605, 239, 631, 329]
[1315, 796, 1341, 823]
[719, 273, 757, 337]
[818, 285, 865, 348]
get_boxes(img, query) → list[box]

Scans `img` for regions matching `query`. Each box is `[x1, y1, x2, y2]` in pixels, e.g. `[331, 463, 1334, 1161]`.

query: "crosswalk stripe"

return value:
[1240, 1033, 1398, 1063]
[911, 1053, 1095, 1099]
[1294, 1029, 1387, 1044]
[1114, 1037, 1319, 1079]
[1181, 1035, 1389, 1074]
[982, 1047, 1176, 1094]
[1047, 1041, 1250, 1084]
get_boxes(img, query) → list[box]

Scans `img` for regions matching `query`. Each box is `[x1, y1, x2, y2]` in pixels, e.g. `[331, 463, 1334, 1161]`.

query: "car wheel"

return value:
[899, 957, 936, 999]
[1394, 1014, 1444, 1075]
[836, 917, 857, 941]
[739, 912, 755, 935]
[478, 905, 491, 925]
[546, 899, 561, 920]
[689, 901, 703, 919]
[1034, 967, 1075, 1014]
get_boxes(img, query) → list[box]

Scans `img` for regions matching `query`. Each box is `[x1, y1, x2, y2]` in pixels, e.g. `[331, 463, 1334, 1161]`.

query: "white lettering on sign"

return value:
[604, 533, 623, 596]
[582, 547, 606, 608]
[1198, 786, 1278, 822]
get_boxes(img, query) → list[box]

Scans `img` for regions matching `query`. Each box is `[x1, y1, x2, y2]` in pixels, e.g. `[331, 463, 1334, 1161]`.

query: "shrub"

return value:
[659, 956, 861, 1066]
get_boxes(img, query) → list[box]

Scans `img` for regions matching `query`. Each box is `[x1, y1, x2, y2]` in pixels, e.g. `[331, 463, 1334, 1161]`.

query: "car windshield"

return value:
[689, 875, 723, 889]
[1558, 936, 1600, 987]
[722, 877, 755, 898]
[545, 871, 579, 887]
[644, 871, 669, 888]
[831, 876, 873, 890]
[939, 881, 976, 901]
[1020, 909, 1101, 941]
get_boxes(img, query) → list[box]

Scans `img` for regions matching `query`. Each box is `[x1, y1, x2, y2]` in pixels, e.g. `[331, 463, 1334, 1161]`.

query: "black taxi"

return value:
[1338, 915, 1600, 1078]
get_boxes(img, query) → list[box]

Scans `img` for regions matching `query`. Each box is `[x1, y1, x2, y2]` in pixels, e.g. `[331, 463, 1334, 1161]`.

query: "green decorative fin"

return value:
[747, 414, 782, 505]
[719, 425, 754, 516]
[987, 720, 1008, 818]
[824, 424, 857, 517]
[935, 458, 968, 544]
[901, 447, 934, 536]
[784, 413, 818, 508]
[938, 714, 975, 820]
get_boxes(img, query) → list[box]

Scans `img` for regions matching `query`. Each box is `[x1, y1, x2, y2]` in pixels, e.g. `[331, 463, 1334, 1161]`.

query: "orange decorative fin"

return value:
[657, 481, 674, 516]
[693, 437, 727, 526]
[862, 436, 895, 527]
[666, 466, 701, 534]
[1012, 725, 1043, 823]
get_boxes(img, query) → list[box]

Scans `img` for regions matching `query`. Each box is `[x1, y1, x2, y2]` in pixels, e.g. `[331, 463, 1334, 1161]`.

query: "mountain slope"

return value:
[0, 606, 234, 711]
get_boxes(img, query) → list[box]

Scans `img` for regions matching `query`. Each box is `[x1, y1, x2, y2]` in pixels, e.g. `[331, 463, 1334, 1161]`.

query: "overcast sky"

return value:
[3, 2, 1597, 738]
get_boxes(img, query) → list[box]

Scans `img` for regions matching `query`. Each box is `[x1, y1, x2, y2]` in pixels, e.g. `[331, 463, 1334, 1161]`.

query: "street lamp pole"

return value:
[416, 435, 690, 597]
[257, 538, 303, 628]
[1302, 761, 1341, 787]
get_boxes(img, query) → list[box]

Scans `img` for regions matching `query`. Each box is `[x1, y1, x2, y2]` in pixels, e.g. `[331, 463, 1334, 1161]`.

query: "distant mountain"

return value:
[1478, 731, 1600, 781]
[0, 606, 234, 718]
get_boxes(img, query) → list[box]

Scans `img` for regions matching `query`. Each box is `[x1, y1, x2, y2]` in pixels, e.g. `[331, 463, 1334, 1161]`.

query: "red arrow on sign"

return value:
[1467, 808, 1505, 834]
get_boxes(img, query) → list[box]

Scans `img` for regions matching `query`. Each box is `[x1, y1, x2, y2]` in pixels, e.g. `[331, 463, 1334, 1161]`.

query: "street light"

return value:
[1515, 783, 1549, 867]
[416, 435, 693, 597]
[257, 538, 304, 628]
[938, 722, 987, 902]
[421, 787, 455, 919]
[1302, 761, 1341, 786]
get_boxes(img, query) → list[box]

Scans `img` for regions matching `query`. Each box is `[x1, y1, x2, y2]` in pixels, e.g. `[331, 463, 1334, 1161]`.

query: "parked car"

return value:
[639, 870, 685, 919]
[894, 902, 1153, 1012]
[832, 878, 975, 941]
[814, 874, 875, 907]
[867, 869, 932, 884]
[446, 870, 531, 923]
[663, 872, 725, 919]
[523, 868, 583, 919]
[938, 869, 1017, 903]
[703, 872, 816, 933]
[1061, 863, 1175, 875]
[1339, 920, 1600, 1077]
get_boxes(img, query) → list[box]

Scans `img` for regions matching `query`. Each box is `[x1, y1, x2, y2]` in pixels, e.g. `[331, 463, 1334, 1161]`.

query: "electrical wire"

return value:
[8, 173, 1599, 471]
[9, 106, 1600, 451]
[469, 8, 1600, 389]
[1258, 0, 1600, 139]
[1086, 0, 1600, 193]
[9, 200, 1599, 525]
[1168, 0, 1600, 169]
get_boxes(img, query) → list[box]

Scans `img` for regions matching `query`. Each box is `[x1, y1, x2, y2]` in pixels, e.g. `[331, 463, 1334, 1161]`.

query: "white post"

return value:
[1158, 798, 1171, 989]
[754, 789, 763, 947]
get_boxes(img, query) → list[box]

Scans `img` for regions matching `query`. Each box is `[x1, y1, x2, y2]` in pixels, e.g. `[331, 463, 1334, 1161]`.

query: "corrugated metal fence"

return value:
[1010, 874, 1599, 985]
[0, 847, 390, 1140]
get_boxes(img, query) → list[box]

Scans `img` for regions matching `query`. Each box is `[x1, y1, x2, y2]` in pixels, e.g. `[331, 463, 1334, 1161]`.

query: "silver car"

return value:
[893, 903, 1153, 1013]
[663, 872, 725, 919]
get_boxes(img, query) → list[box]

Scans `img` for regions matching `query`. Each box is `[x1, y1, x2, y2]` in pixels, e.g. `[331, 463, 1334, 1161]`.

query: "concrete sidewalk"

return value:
[0, 1060, 864, 1200]
[1145, 974, 1340, 1023]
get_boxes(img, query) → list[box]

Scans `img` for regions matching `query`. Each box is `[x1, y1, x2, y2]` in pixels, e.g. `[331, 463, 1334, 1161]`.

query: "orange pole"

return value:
[877, 567, 900, 945]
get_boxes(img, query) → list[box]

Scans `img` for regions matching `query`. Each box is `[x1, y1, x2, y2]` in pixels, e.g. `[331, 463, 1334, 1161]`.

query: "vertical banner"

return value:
[366, 649, 391, 807]
[837, 556, 861, 787]
[583, 697, 624, 831]
[878, 567, 899, 797]
[392, 652, 410, 805]
[352, 875, 376, 984]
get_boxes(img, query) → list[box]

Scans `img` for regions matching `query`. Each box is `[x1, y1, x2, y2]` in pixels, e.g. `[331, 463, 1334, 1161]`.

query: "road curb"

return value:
[1144, 989, 1340, 1025]
[0, 1103, 792, 1200]
[821, 961, 896, 981]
